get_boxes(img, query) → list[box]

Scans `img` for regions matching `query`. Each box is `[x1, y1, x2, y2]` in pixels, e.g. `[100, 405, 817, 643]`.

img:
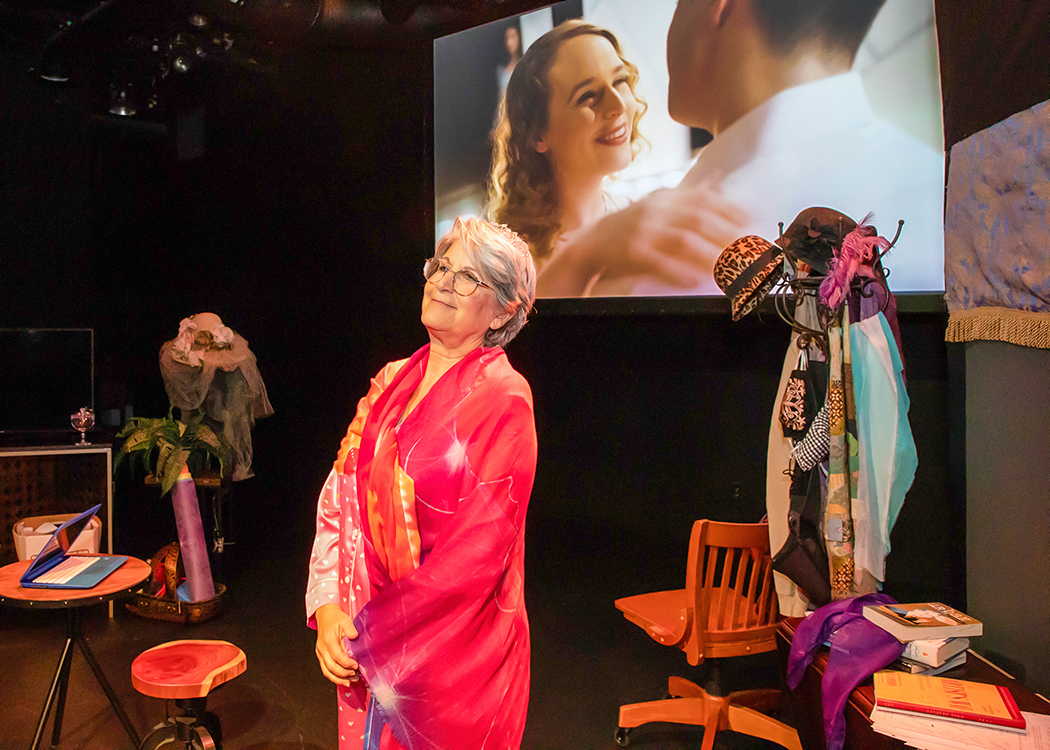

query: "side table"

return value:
[0, 555, 151, 750]
[776, 616, 1050, 750]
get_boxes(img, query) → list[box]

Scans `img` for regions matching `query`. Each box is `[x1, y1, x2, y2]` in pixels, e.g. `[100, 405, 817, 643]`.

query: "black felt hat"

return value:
[777, 207, 859, 275]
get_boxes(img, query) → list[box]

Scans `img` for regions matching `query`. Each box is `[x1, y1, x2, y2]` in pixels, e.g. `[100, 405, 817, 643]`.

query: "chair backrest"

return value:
[684, 520, 780, 665]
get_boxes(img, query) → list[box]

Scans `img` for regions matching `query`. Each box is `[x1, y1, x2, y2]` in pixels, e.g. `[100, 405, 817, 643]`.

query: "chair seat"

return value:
[615, 589, 688, 645]
[132, 639, 246, 699]
[616, 587, 774, 651]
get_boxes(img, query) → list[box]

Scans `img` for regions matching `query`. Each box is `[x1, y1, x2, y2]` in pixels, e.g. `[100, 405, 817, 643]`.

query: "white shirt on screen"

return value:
[634, 72, 946, 296]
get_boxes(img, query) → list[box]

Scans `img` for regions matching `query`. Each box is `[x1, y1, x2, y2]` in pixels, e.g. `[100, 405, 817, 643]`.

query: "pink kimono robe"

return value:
[306, 344, 537, 750]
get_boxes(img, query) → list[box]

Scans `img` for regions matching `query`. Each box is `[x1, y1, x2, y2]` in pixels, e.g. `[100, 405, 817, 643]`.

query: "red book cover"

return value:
[873, 672, 1026, 732]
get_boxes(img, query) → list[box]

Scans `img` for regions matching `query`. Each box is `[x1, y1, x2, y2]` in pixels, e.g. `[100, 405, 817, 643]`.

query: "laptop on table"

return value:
[19, 504, 128, 589]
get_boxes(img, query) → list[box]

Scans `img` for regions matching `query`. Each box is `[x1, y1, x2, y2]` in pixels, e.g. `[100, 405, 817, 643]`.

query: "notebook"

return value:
[20, 504, 128, 589]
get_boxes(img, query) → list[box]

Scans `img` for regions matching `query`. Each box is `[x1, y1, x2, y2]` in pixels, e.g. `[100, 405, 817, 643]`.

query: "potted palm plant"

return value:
[115, 407, 232, 610]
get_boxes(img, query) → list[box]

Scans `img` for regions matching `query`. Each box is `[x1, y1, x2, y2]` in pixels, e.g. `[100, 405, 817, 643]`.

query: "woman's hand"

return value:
[536, 182, 748, 297]
[314, 603, 360, 687]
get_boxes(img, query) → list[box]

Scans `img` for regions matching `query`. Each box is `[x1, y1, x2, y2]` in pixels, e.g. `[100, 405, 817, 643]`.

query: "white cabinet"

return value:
[0, 445, 113, 566]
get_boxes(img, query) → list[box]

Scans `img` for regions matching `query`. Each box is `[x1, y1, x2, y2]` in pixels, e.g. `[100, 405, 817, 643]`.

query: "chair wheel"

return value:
[139, 721, 217, 750]
[615, 727, 631, 747]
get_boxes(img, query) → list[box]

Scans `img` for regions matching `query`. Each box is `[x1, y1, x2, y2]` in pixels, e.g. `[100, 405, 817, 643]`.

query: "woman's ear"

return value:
[490, 308, 514, 330]
[533, 137, 548, 154]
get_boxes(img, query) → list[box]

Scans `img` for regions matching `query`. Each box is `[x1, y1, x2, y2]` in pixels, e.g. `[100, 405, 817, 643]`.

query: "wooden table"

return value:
[0, 556, 151, 750]
[776, 617, 1050, 750]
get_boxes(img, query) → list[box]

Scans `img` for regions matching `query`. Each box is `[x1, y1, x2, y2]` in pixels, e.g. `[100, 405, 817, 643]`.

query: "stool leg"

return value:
[139, 721, 217, 750]
[175, 697, 208, 741]
[175, 698, 217, 750]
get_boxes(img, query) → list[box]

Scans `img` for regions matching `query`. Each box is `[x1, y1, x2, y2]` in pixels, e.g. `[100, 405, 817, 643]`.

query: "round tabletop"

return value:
[0, 555, 151, 609]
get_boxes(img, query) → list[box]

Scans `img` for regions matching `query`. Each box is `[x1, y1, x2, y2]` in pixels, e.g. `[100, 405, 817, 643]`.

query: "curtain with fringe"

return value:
[945, 99, 1050, 349]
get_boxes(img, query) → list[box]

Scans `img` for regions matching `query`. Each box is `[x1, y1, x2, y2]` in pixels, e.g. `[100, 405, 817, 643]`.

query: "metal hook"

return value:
[773, 275, 828, 355]
[777, 221, 800, 276]
[875, 219, 904, 263]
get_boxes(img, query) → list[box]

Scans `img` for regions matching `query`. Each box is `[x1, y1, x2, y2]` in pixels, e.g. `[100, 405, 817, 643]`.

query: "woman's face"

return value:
[421, 240, 507, 349]
[534, 34, 637, 184]
[505, 27, 521, 57]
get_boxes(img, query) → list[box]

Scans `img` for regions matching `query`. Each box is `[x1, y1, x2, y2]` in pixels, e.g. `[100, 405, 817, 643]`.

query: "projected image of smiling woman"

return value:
[487, 20, 647, 284]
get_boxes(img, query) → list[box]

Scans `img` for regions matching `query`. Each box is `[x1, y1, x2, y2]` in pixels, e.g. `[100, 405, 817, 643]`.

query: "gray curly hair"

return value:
[433, 217, 537, 347]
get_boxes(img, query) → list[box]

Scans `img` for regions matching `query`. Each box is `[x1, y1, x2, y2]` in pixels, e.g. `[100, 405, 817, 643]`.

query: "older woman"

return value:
[306, 217, 538, 750]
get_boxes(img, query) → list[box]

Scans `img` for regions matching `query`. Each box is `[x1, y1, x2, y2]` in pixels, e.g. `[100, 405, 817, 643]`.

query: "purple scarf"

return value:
[787, 593, 905, 750]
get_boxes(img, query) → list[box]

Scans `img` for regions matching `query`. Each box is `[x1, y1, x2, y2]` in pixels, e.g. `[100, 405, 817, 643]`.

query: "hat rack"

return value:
[770, 218, 904, 354]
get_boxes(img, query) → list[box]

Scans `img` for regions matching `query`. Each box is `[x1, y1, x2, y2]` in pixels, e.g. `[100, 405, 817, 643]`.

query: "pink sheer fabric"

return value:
[307, 345, 537, 749]
[159, 313, 273, 481]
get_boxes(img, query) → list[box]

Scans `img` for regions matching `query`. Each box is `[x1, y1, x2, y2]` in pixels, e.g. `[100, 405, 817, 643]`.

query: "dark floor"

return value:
[0, 512, 791, 750]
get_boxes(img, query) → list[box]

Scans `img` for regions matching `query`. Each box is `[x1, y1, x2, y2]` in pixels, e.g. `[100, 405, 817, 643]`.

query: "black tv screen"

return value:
[434, 0, 945, 303]
[0, 328, 94, 434]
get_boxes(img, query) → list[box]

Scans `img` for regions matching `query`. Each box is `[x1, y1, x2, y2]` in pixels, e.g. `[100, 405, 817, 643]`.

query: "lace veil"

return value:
[159, 312, 274, 481]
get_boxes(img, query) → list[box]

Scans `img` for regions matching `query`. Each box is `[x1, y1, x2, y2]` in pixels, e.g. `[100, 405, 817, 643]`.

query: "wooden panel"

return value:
[1, 449, 110, 566]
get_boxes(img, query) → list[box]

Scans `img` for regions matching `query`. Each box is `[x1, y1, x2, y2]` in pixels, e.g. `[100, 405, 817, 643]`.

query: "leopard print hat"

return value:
[713, 235, 784, 321]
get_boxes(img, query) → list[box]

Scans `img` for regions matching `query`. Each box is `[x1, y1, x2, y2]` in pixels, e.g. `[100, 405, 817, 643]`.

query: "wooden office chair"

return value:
[614, 520, 802, 750]
[132, 639, 246, 749]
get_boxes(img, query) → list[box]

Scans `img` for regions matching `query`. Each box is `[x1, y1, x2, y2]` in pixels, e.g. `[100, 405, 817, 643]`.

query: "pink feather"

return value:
[819, 216, 889, 309]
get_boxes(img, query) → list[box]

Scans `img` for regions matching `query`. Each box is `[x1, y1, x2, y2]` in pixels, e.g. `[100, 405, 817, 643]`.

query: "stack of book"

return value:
[869, 670, 1043, 749]
[863, 602, 1050, 749]
[864, 601, 984, 675]
[886, 637, 969, 676]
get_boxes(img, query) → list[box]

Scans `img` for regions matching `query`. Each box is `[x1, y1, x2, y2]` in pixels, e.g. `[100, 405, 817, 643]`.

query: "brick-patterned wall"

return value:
[1, 450, 109, 565]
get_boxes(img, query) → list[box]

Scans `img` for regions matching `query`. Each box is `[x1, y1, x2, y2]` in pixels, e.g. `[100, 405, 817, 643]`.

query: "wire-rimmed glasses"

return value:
[423, 257, 492, 297]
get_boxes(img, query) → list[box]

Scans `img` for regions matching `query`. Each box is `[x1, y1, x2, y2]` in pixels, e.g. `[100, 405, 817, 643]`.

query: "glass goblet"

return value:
[70, 407, 95, 445]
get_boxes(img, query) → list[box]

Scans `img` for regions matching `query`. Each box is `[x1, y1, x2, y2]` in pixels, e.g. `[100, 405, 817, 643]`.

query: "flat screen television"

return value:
[0, 328, 94, 434]
[434, 0, 946, 310]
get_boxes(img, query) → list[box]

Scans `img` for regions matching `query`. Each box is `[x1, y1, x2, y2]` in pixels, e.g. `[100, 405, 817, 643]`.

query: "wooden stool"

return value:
[131, 640, 246, 750]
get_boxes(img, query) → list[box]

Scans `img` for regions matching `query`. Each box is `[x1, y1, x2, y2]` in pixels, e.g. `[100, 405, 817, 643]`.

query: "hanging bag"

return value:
[779, 349, 827, 439]
[774, 347, 831, 607]
[772, 461, 832, 607]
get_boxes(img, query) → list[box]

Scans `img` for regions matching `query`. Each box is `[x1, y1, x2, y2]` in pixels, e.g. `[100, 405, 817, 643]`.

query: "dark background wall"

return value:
[1, 0, 1046, 691]
[933, 0, 1050, 697]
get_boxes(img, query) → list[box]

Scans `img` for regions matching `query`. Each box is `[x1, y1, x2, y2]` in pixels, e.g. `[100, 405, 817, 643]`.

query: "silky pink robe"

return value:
[307, 345, 536, 749]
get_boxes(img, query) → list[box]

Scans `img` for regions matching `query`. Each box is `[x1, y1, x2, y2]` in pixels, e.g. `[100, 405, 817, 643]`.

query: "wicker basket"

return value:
[125, 583, 227, 624]
[124, 541, 226, 624]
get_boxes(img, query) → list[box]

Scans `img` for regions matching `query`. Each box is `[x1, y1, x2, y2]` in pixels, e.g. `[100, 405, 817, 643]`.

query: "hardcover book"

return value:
[873, 671, 1026, 733]
[901, 637, 970, 667]
[885, 650, 966, 676]
[863, 602, 983, 641]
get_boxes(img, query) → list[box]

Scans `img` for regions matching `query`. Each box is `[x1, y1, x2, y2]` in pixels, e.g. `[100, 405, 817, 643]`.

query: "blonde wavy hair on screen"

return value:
[486, 19, 647, 266]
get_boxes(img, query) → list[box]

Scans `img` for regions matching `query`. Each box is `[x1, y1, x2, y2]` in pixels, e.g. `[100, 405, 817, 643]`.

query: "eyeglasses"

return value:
[423, 258, 493, 297]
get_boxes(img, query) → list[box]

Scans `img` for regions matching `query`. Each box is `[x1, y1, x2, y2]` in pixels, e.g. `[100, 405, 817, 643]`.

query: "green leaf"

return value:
[113, 409, 234, 488]
[121, 429, 153, 453]
[159, 447, 190, 496]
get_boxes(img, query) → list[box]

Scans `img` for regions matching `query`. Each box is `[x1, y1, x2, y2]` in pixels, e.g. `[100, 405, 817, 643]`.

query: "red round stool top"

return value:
[132, 640, 246, 699]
